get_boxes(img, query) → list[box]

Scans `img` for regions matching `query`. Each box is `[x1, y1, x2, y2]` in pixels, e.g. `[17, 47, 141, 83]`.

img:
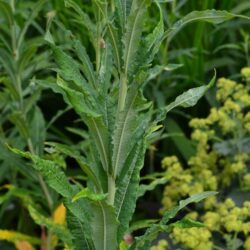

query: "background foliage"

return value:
[0, 0, 249, 249]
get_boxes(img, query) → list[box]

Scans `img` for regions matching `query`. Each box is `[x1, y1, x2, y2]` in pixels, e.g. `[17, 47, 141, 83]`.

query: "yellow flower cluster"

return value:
[172, 227, 212, 250]
[241, 67, 250, 82]
[161, 68, 250, 249]
[150, 240, 168, 250]
[202, 199, 250, 234]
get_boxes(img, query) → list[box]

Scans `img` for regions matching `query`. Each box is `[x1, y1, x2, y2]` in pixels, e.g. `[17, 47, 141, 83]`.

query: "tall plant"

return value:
[10, 0, 243, 249]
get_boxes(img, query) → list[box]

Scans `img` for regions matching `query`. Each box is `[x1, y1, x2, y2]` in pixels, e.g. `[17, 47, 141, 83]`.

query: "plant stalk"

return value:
[118, 73, 127, 112]
[107, 175, 116, 205]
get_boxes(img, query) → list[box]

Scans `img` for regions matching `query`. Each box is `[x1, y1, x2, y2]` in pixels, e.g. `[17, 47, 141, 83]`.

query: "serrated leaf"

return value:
[87, 117, 111, 172]
[51, 45, 86, 88]
[123, 0, 149, 77]
[57, 76, 100, 118]
[72, 188, 107, 202]
[99, 41, 113, 92]
[115, 0, 133, 32]
[142, 0, 164, 64]
[91, 201, 118, 250]
[45, 142, 101, 191]
[9, 147, 73, 198]
[73, 40, 96, 89]
[64, 0, 96, 44]
[66, 211, 94, 250]
[115, 143, 146, 241]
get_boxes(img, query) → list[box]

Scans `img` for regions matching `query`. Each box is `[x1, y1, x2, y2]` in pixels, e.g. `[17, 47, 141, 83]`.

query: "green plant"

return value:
[0, 1, 72, 249]
[8, 1, 248, 249]
[159, 68, 250, 250]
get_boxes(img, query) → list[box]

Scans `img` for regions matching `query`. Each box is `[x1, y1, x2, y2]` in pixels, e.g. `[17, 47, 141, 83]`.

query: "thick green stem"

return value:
[107, 175, 116, 205]
[117, 73, 127, 112]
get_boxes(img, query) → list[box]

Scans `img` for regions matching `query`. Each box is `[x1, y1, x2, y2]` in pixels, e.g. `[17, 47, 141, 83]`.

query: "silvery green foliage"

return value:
[12, 0, 236, 249]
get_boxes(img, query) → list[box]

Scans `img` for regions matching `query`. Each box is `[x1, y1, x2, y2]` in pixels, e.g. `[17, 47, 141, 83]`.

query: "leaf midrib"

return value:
[113, 94, 137, 177]
[92, 118, 109, 171]
[124, 0, 146, 76]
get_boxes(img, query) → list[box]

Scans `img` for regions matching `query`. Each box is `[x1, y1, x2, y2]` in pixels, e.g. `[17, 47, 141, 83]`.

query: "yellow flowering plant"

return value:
[158, 68, 250, 250]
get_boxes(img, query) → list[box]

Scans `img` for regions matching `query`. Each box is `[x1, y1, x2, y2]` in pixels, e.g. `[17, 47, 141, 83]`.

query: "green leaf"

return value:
[45, 142, 102, 191]
[106, 21, 121, 71]
[170, 218, 205, 229]
[112, 87, 149, 178]
[57, 76, 100, 118]
[64, 0, 96, 44]
[91, 201, 118, 250]
[161, 191, 218, 224]
[87, 117, 111, 172]
[0, 1, 13, 26]
[123, 0, 149, 77]
[17, 0, 47, 49]
[51, 44, 87, 89]
[131, 191, 217, 249]
[129, 219, 158, 233]
[115, 0, 133, 32]
[8, 112, 30, 139]
[99, 41, 113, 92]
[137, 175, 169, 198]
[66, 211, 94, 250]
[9, 148, 73, 198]
[115, 143, 146, 242]
[64, 198, 94, 246]
[73, 40, 97, 89]
[178, 191, 218, 210]
[142, 0, 164, 63]
[28, 106, 45, 155]
[72, 188, 107, 202]
[164, 71, 216, 114]
[146, 64, 183, 83]
[28, 205, 73, 247]
[165, 10, 235, 43]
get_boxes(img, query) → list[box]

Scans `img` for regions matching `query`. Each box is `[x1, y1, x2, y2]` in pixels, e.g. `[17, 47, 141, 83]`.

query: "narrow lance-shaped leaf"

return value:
[64, 0, 96, 44]
[91, 201, 118, 250]
[164, 71, 216, 114]
[45, 142, 102, 191]
[56, 76, 100, 118]
[123, 0, 149, 77]
[115, 143, 146, 241]
[87, 117, 111, 172]
[130, 191, 217, 249]
[115, 0, 133, 32]
[99, 40, 113, 93]
[8, 147, 73, 198]
[73, 40, 97, 89]
[143, 0, 164, 63]
[137, 175, 170, 198]
[66, 211, 94, 250]
[165, 10, 235, 43]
